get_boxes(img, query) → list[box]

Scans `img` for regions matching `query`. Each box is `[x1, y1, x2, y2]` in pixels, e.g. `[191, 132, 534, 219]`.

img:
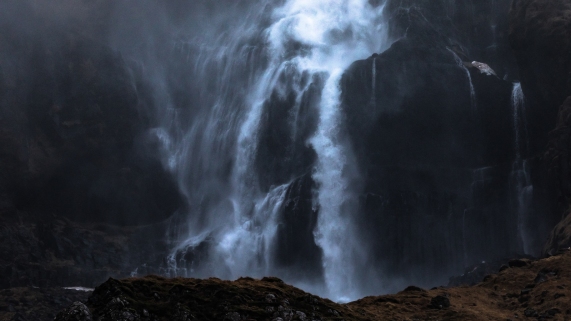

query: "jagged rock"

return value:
[2, 251, 559, 321]
[510, 0, 571, 154]
[544, 97, 571, 255]
[54, 302, 92, 321]
[470, 61, 497, 76]
[544, 209, 571, 256]
[341, 15, 516, 283]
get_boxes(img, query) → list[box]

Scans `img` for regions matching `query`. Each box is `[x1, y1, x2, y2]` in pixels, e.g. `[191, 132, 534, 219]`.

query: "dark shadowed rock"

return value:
[509, 0, 571, 155]
[0, 287, 90, 321]
[0, 0, 182, 226]
[544, 210, 571, 256]
[340, 6, 517, 283]
[274, 173, 323, 281]
[54, 301, 92, 321]
[39, 251, 571, 321]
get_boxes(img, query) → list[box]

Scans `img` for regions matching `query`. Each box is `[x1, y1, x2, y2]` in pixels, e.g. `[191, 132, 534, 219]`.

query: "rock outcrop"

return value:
[47, 251, 571, 321]
[510, 0, 571, 154]
[509, 0, 571, 256]
[331, 0, 530, 286]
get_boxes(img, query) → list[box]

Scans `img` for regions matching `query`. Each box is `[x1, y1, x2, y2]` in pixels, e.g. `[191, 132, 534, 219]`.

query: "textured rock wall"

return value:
[0, 0, 181, 289]
[0, 0, 182, 225]
[508, 0, 571, 255]
[509, 0, 571, 155]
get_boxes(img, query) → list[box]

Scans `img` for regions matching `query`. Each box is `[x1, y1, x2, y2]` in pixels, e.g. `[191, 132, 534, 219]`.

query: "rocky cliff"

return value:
[508, 0, 571, 255]
[0, 0, 182, 290]
[2, 0, 571, 319]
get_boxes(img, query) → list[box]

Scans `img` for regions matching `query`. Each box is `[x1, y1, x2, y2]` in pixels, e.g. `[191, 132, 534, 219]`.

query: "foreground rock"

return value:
[49, 251, 571, 321]
[0, 287, 90, 321]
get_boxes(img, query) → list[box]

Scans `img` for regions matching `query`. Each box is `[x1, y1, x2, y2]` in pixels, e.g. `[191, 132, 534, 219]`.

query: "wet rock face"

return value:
[0, 1, 182, 225]
[545, 97, 571, 212]
[509, 0, 571, 154]
[274, 173, 323, 282]
[385, 0, 517, 79]
[513, 0, 571, 256]
[339, 6, 517, 283]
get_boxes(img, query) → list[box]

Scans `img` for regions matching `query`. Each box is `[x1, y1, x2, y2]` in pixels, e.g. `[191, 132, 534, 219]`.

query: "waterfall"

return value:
[447, 48, 477, 111]
[371, 57, 377, 106]
[152, 0, 389, 301]
[510, 82, 532, 254]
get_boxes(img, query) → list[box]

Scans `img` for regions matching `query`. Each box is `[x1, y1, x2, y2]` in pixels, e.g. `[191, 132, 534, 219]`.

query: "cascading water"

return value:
[153, 0, 389, 301]
[447, 48, 477, 110]
[370, 56, 377, 106]
[510, 82, 532, 254]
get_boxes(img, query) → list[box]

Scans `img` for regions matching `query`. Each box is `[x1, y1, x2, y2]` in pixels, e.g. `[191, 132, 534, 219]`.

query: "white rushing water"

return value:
[268, 0, 388, 300]
[448, 48, 477, 111]
[371, 56, 377, 106]
[510, 82, 532, 254]
[154, 0, 389, 301]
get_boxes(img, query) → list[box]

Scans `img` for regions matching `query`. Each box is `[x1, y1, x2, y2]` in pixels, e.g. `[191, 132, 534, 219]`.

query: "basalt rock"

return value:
[509, 0, 571, 155]
[544, 211, 571, 256]
[274, 173, 323, 282]
[509, 0, 571, 258]
[385, 0, 517, 80]
[0, 1, 182, 226]
[544, 96, 571, 222]
[340, 10, 517, 285]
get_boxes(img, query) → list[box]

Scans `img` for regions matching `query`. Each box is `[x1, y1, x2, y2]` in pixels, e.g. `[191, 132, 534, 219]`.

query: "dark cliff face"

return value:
[509, 0, 571, 155]
[0, 0, 182, 289]
[507, 0, 571, 255]
[2, 0, 571, 299]
[385, 0, 518, 80]
[0, 1, 182, 226]
[336, 2, 520, 284]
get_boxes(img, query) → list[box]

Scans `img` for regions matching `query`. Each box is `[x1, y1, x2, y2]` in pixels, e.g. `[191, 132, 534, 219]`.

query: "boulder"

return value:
[54, 302, 92, 321]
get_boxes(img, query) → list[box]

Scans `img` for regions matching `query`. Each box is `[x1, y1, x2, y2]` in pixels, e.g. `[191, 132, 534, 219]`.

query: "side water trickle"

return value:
[447, 48, 477, 111]
[152, 0, 390, 301]
[510, 82, 532, 255]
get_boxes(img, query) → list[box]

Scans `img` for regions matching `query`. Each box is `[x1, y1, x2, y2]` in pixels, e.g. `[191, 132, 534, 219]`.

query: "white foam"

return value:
[63, 287, 94, 292]
[164, 0, 389, 301]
